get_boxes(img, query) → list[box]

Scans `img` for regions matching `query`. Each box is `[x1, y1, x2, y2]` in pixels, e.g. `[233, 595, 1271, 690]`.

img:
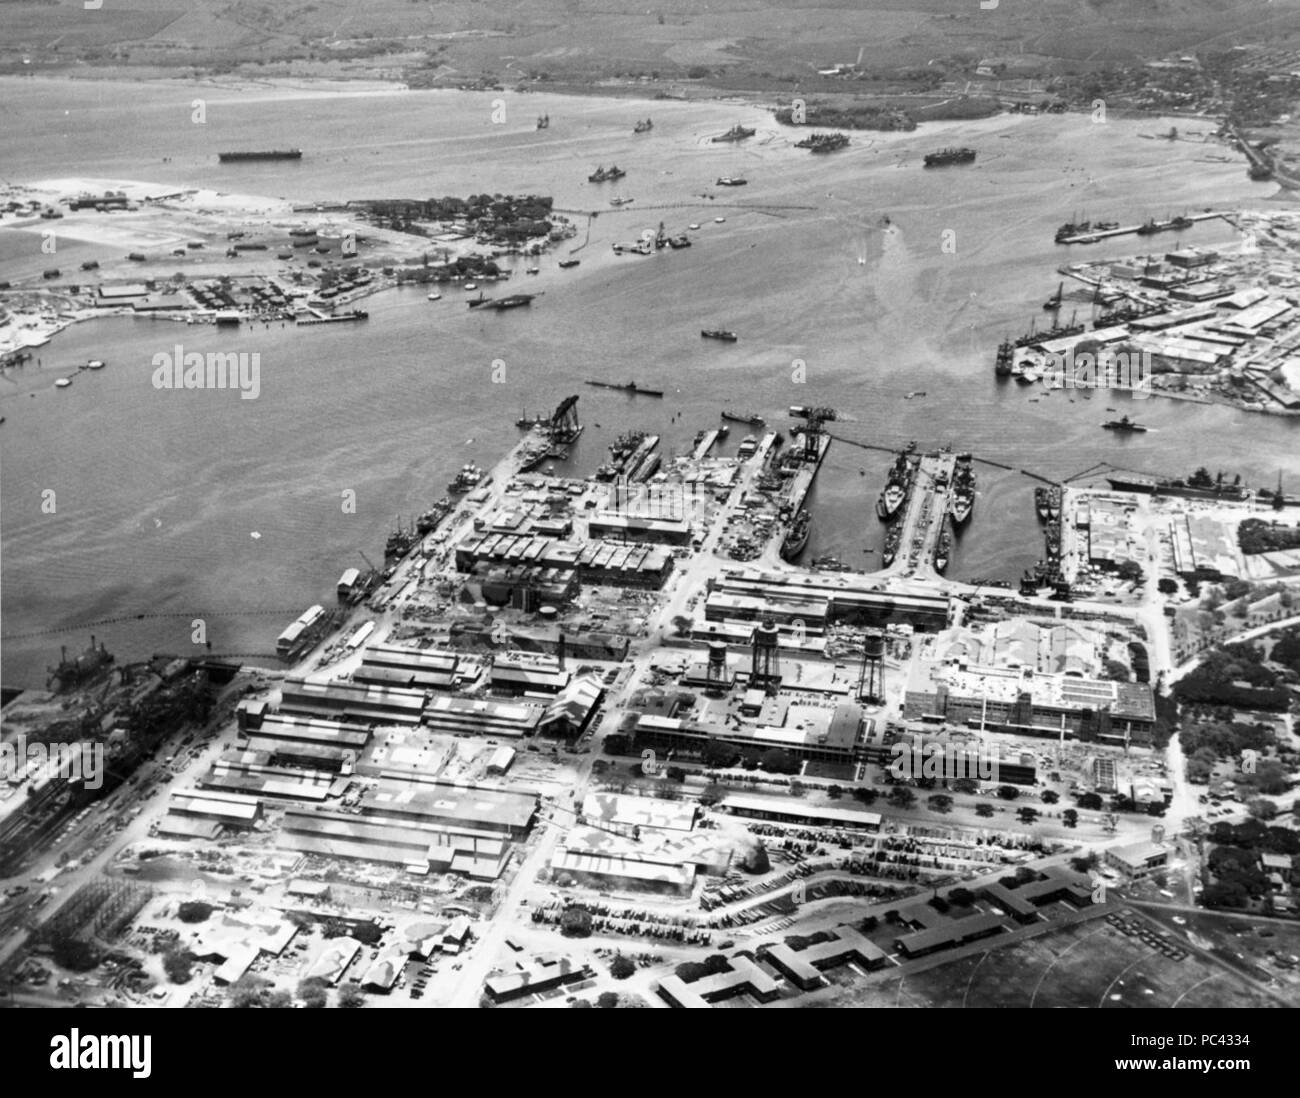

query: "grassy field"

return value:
[800, 911, 1284, 1008]
[8, 0, 1300, 92]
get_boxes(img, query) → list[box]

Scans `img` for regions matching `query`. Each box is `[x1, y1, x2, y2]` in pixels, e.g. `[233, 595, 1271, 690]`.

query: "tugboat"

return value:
[950, 452, 975, 526]
[712, 124, 756, 142]
[780, 510, 811, 561]
[1102, 414, 1148, 432]
[467, 292, 492, 308]
[702, 329, 738, 342]
[1135, 218, 1161, 236]
[588, 165, 626, 183]
[923, 147, 976, 168]
[536, 114, 550, 130]
[1043, 281, 1064, 310]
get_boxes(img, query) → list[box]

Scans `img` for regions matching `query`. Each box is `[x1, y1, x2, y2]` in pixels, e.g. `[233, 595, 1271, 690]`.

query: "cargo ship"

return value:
[933, 524, 953, 573]
[950, 452, 975, 526]
[585, 379, 664, 398]
[923, 147, 976, 168]
[712, 124, 756, 142]
[1034, 487, 1050, 523]
[795, 132, 849, 153]
[1105, 468, 1249, 502]
[721, 410, 764, 426]
[1102, 415, 1148, 432]
[994, 339, 1015, 376]
[588, 165, 627, 182]
[702, 329, 738, 342]
[218, 150, 303, 162]
[780, 510, 811, 561]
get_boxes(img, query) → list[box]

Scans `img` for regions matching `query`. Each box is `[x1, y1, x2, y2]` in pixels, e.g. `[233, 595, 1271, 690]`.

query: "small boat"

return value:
[86, 359, 105, 370]
[525, 266, 540, 275]
[716, 177, 748, 187]
[688, 222, 701, 230]
[905, 390, 926, 399]
[558, 259, 580, 269]
[464, 282, 478, 291]
[714, 216, 726, 223]
[427, 292, 442, 301]
[702, 329, 738, 342]
[55, 377, 72, 388]
[1102, 415, 1149, 433]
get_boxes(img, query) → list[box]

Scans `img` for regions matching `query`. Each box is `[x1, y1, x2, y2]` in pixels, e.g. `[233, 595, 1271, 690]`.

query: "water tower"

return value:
[857, 631, 885, 703]
[705, 638, 730, 691]
[751, 617, 782, 693]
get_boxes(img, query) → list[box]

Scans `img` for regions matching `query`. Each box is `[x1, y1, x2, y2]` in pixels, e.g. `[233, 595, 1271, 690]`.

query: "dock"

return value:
[692, 429, 721, 461]
[886, 449, 957, 578]
[1057, 211, 1226, 246]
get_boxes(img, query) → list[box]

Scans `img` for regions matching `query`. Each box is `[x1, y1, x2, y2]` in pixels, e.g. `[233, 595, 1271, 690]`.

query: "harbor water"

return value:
[2, 78, 1297, 687]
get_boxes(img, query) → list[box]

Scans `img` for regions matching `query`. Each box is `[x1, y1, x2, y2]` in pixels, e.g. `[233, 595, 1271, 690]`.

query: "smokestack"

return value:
[557, 631, 566, 672]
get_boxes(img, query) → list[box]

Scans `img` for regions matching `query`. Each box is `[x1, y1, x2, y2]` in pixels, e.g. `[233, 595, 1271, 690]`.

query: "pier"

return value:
[1057, 210, 1228, 246]
[885, 449, 957, 578]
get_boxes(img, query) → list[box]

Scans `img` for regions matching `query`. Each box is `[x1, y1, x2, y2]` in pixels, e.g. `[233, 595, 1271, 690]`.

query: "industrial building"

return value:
[903, 661, 1157, 746]
[628, 699, 867, 766]
[489, 655, 571, 695]
[197, 750, 335, 801]
[166, 789, 263, 830]
[360, 782, 538, 838]
[279, 676, 427, 726]
[421, 694, 544, 738]
[717, 794, 882, 831]
[708, 569, 952, 631]
[454, 533, 674, 589]
[355, 643, 470, 691]
[277, 808, 517, 879]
